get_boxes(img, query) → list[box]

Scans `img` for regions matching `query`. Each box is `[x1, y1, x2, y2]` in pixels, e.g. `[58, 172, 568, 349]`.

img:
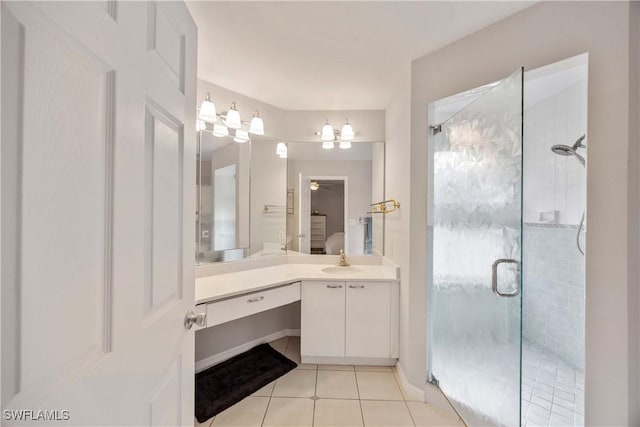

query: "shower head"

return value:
[550, 135, 586, 166]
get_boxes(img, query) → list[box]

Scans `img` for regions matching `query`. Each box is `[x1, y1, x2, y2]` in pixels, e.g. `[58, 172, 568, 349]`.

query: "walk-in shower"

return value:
[427, 54, 587, 427]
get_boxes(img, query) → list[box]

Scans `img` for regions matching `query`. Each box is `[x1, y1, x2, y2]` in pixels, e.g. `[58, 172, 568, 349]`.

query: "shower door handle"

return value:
[491, 259, 520, 297]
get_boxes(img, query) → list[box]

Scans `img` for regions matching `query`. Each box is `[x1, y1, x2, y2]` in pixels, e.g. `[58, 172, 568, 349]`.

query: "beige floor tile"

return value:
[251, 381, 275, 397]
[283, 348, 301, 364]
[360, 400, 414, 427]
[314, 399, 364, 427]
[356, 372, 403, 401]
[272, 369, 317, 398]
[318, 364, 355, 371]
[194, 416, 213, 427]
[211, 397, 269, 427]
[406, 402, 463, 426]
[393, 373, 422, 402]
[297, 363, 318, 370]
[262, 397, 314, 427]
[269, 337, 289, 350]
[316, 370, 360, 399]
[355, 365, 393, 373]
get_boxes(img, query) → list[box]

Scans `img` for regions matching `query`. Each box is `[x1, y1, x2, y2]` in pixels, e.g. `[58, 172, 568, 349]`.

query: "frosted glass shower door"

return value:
[429, 69, 523, 427]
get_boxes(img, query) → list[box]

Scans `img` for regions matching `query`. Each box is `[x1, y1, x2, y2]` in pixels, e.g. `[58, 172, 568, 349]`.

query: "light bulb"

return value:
[341, 120, 354, 141]
[213, 123, 228, 137]
[224, 102, 242, 129]
[339, 140, 352, 149]
[276, 142, 287, 156]
[322, 140, 335, 149]
[310, 181, 320, 191]
[198, 93, 217, 122]
[321, 119, 334, 142]
[250, 110, 265, 135]
[233, 129, 249, 143]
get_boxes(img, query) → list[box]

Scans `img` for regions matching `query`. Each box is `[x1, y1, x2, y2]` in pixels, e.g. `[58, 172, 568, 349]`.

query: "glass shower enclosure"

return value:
[428, 69, 523, 426]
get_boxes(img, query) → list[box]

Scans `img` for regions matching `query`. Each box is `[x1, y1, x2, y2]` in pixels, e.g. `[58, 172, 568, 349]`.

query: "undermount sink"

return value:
[322, 266, 363, 274]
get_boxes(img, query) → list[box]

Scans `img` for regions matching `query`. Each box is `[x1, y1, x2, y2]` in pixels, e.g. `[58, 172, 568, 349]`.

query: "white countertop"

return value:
[196, 263, 399, 304]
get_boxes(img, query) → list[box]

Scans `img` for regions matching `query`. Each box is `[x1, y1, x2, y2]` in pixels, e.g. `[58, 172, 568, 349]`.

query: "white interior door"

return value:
[298, 174, 311, 254]
[1, 2, 197, 425]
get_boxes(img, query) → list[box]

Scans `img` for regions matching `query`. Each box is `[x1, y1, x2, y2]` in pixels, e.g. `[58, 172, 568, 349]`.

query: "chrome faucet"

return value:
[337, 249, 350, 267]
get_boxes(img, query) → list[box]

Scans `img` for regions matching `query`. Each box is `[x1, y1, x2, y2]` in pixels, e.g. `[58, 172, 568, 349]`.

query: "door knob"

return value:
[297, 233, 306, 238]
[184, 309, 207, 330]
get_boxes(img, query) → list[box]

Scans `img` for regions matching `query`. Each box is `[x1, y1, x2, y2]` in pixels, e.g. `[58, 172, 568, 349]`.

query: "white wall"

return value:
[383, 63, 413, 385]
[407, 2, 639, 424]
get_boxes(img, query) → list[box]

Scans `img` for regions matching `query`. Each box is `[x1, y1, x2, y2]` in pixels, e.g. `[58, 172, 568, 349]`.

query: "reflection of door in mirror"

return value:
[213, 164, 237, 250]
[308, 178, 347, 255]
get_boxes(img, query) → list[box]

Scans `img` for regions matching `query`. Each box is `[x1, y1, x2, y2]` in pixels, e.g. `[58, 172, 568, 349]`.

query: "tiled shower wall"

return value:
[523, 66, 587, 370]
[522, 224, 585, 369]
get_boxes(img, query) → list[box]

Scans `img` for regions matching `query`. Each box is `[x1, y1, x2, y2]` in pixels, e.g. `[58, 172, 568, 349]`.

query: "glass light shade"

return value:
[224, 105, 242, 129]
[341, 123, 354, 141]
[213, 123, 228, 137]
[199, 94, 217, 122]
[196, 120, 206, 131]
[250, 115, 264, 135]
[339, 140, 352, 149]
[276, 142, 287, 156]
[310, 181, 320, 191]
[322, 140, 335, 149]
[321, 123, 334, 142]
[279, 152, 288, 159]
[233, 129, 249, 143]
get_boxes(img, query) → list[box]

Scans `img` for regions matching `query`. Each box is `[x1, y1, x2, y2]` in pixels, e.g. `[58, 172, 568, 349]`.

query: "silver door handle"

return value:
[184, 310, 207, 330]
[247, 296, 264, 303]
[491, 259, 520, 297]
[297, 233, 306, 238]
[348, 285, 365, 289]
[326, 284, 343, 289]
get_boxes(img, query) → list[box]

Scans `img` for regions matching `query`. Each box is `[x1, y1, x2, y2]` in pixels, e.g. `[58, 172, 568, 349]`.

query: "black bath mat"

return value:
[195, 343, 297, 423]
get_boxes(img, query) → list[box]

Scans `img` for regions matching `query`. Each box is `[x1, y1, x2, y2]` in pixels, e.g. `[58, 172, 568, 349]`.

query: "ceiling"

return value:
[186, 1, 534, 111]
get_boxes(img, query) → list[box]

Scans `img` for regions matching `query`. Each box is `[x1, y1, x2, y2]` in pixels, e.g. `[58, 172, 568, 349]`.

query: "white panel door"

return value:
[298, 174, 311, 254]
[1, 2, 197, 425]
[301, 281, 345, 357]
[345, 282, 391, 358]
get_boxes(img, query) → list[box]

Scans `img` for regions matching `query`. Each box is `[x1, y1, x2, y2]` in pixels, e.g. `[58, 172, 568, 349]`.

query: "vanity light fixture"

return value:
[250, 110, 265, 135]
[199, 92, 217, 122]
[234, 129, 249, 143]
[196, 119, 206, 131]
[317, 118, 354, 149]
[224, 102, 242, 129]
[276, 142, 287, 158]
[213, 123, 229, 138]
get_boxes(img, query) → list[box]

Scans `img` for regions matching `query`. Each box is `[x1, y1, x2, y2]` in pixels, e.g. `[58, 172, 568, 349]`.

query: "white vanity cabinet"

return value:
[301, 280, 398, 364]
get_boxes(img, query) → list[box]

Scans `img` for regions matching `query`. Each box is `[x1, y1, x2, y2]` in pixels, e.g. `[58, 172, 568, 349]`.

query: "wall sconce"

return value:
[316, 118, 354, 149]
[197, 93, 266, 143]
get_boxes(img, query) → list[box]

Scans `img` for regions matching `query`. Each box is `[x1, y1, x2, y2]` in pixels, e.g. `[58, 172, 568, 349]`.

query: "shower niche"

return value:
[427, 54, 587, 427]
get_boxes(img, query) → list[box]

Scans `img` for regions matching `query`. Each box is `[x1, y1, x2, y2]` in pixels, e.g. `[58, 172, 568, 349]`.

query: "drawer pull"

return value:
[326, 284, 343, 289]
[247, 296, 265, 303]
[349, 285, 365, 289]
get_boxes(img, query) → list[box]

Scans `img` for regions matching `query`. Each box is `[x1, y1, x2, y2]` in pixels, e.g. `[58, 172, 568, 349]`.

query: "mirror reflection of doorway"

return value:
[299, 176, 348, 255]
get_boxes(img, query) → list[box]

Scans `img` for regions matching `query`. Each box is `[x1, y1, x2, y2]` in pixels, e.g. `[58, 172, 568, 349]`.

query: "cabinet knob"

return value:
[326, 284, 343, 289]
[349, 285, 365, 289]
[247, 296, 265, 303]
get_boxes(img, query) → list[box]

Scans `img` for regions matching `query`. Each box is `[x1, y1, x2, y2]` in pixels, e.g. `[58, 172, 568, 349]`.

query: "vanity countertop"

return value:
[196, 263, 399, 305]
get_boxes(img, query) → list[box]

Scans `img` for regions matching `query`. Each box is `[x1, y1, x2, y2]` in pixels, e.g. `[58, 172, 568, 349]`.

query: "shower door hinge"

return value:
[427, 374, 439, 387]
[430, 124, 442, 135]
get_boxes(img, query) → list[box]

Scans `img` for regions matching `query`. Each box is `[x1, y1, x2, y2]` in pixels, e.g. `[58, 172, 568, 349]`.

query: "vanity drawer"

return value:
[206, 282, 301, 327]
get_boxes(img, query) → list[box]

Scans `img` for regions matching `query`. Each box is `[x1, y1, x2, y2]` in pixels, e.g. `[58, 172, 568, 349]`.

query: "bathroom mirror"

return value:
[286, 142, 385, 256]
[196, 131, 288, 264]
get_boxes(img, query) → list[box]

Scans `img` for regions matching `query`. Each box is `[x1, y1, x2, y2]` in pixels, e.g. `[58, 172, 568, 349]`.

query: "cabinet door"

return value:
[301, 281, 345, 357]
[346, 282, 391, 357]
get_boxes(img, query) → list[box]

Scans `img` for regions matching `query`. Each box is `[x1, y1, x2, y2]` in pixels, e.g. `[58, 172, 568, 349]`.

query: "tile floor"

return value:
[195, 336, 464, 427]
[521, 341, 585, 427]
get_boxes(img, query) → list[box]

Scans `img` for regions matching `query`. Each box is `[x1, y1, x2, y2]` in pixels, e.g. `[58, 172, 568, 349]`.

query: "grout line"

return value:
[391, 368, 417, 427]
[353, 371, 366, 427]
[312, 365, 319, 427]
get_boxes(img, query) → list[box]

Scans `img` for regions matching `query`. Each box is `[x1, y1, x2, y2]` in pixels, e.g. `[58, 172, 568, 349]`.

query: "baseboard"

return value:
[195, 328, 300, 373]
[301, 356, 397, 366]
[395, 361, 425, 401]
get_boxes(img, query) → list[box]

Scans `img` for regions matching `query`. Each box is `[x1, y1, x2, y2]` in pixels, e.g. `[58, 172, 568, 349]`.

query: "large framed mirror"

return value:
[286, 141, 385, 256]
[196, 130, 288, 264]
